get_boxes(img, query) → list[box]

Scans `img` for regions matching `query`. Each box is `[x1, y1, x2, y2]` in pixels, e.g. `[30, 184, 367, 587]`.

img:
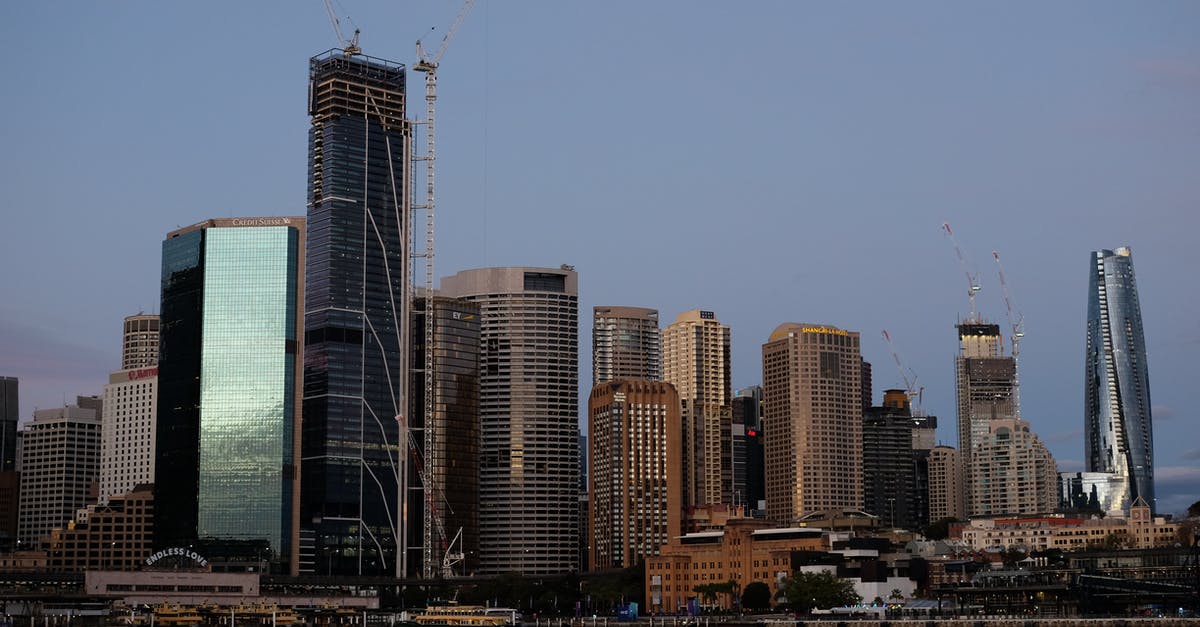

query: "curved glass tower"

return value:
[1084, 247, 1154, 513]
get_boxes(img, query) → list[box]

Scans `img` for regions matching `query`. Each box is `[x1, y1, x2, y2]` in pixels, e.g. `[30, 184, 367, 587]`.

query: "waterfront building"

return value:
[663, 309, 732, 508]
[1084, 247, 1155, 513]
[17, 396, 102, 547]
[300, 49, 410, 577]
[957, 498, 1178, 552]
[762, 323, 863, 524]
[46, 484, 154, 571]
[644, 518, 827, 613]
[441, 266, 579, 575]
[155, 217, 304, 574]
[587, 380, 681, 570]
[593, 306, 661, 385]
[408, 294, 481, 576]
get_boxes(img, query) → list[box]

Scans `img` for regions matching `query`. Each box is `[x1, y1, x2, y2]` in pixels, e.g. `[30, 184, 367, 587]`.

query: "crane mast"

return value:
[881, 329, 923, 414]
[412, 0, 476, 579]
[992, 250, 1025, 418]
[942, 222, 982, 322]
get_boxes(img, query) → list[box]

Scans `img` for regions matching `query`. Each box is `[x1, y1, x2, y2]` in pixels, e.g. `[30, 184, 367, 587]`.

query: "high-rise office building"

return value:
[593, 306, 661, 386]
[1, 377, 16, 472]
[301, 49, 410, 577]
[155, 217, 305, 574]
[970, 418, 1058, 516]
[100, 366, 157, 504]
[731, 386, 764, 516]
[0, 376, 17, 547]
[761, 323, 863, 524]
[662, 309, 732, 508]
[954, 322, 1016, 516]
[860, 359, 873, 414]
[17, 396, 102, 548]
[122, 314, 160, 370]
[441, 266, 579, 575]
[862, 390, 936, 530]
[1084, 247, 1155, 513]
[587, 380, 681, 570]
[409, 294, 480, 577]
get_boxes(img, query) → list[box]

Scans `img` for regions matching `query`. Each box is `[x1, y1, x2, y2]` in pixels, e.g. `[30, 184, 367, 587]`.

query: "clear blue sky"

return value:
[1, 2, 1197, 514]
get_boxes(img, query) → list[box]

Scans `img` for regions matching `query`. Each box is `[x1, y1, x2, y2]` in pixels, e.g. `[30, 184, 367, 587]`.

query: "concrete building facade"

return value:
[47, 484, 154, 571]
[955, 322, 1016, 516]
[663, 309, 732, 508]
[587, 380, 681, 570]
[970, 418, 1058, 517]
[928, 445, 966, 523]
[122, 314, 160, 370]
[441, 266, 579, 575]
[100, 366, 158, 505]
[17, 397, 102, 547]
[762, 323, 863, 524]
[862, 390, 936, 530]
[593, 306, 661, 386]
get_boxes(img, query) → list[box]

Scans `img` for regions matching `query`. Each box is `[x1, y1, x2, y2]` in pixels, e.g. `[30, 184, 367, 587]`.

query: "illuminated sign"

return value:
[801, 326, 848, 337]
[230, 217, 292, 227]
[128, 367, 158, 381]
[145, 547, 209, 568]
[699, 311, 714, 320]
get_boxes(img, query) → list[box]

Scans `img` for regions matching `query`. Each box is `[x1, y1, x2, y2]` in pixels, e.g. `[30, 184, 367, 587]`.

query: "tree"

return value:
[741, 582, 772, 611]
[1001, 547, 1028, 569]
[922, 517, 958, 541]
[775, 571, 861, 614]
[1101, 530, 1137, 550]
[1188, 500, 1200, 519]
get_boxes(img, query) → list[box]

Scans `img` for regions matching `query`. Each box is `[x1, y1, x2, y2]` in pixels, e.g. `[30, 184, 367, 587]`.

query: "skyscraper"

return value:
[1084, 247, 1155, 512]
[928, 445, 966, 522]
[17, 396, 101, 548]
[409, 294, 481, 577]
[731, 386, 764, 515]
[155, 217, 305, 574]
[862, 390, 937, 530]
[593, 306, 661, 386]
[1, 377, 18, 473]
[954, 322, 1016, 516]
[761, 323, 863, 523]
[662, 309, 732, 508]
[301, 49, 410, 577]
[587, 380, 681, 570]
[122, 314, 160, 370]
[441, 266, 579, 575]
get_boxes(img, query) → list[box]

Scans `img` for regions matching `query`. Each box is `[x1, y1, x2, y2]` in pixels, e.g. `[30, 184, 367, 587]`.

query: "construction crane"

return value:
[993, 250, 1025, 418]
[322, 0, 361, 55]
[412, 0, 476, 580]
[881, 329, 924, 415]
[942, 222, 982, 322]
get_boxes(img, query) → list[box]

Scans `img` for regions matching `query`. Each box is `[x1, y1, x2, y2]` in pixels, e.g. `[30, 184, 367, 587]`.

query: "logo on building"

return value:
[145, 547, 210, 568]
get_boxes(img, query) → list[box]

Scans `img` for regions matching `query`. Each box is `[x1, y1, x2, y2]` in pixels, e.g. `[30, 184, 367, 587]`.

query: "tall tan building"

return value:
[955, 322, 1016, 516]
[593, 307, 661, 386]
[928, 445, 966, 522]
[762, 323, 862, 524]
[662, 309, 732, 507]
[970, 418, 1058, 517]
[587, 380, 680, 570]
[441, 266, 579, 575]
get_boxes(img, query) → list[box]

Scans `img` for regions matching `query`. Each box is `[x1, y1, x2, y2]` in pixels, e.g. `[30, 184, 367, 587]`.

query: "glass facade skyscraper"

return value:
[155, 217, 304, 574]
[301, 50, 410, 577]
[1084, 247, 1155, 513]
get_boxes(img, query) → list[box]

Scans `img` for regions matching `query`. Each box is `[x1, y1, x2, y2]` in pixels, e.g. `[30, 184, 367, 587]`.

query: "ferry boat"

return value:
[151, 603, 204, 627]
[413, 605, 509, 627]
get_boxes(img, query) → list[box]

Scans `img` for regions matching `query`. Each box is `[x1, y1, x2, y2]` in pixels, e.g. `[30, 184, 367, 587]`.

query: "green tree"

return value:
[775, 571, 861, 614]
[740, 582, 772, 611]
[1100, 530, 1137, 550]
[1188, 500, 1200, 519]
[921, 517, 958, 541]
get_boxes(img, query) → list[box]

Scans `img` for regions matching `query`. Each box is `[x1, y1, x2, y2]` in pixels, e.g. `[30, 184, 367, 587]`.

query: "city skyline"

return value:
[1, 2, 1197, 514]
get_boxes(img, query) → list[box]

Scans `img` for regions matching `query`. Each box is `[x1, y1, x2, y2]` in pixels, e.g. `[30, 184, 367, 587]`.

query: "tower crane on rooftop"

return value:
[412, 0, 476, 580]
[993, 249, 1025, 417]
[322, 0, 361, 55]
[882, 329, 924, 415]
[942, 222, 983, 322]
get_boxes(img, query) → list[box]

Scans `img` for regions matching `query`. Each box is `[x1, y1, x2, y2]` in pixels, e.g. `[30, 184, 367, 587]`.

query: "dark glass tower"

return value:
[0, 377, 16, 472]
[301, 50, 410, 577]
[1085, 247, 1154, 513]
[155, 218, 304, 573]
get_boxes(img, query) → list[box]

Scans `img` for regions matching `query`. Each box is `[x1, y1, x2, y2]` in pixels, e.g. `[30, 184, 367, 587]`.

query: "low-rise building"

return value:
[46, 484, 153, 571]
[957, 498, 1177, 552]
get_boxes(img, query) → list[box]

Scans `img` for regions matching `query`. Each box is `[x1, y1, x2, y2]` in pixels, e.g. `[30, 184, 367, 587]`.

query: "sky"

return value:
[1, 2, 1197, 515]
